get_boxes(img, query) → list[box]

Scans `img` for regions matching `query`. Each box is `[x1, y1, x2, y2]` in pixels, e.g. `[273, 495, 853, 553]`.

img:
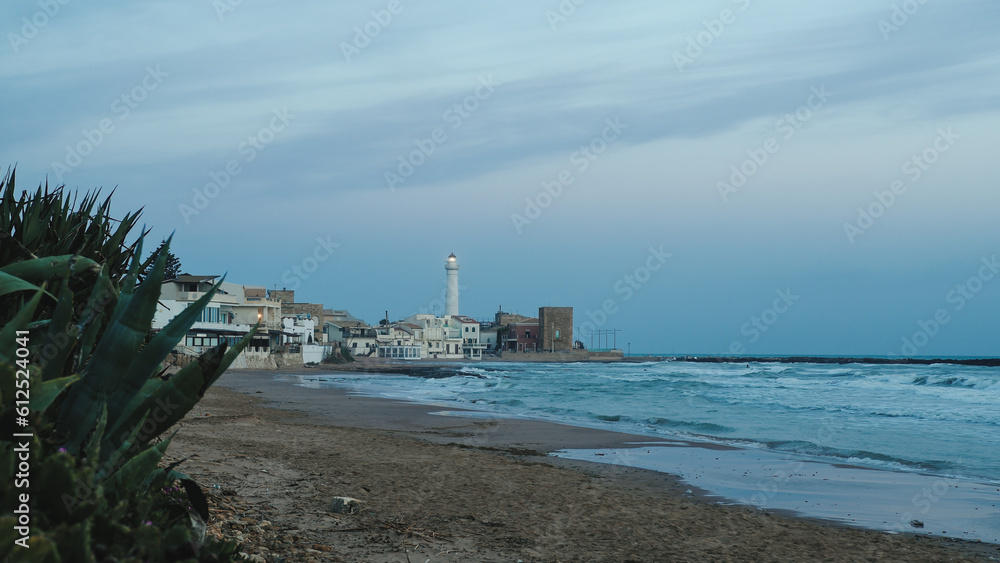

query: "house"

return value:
[479, 325, 498, 352]
[153, 275, 281, 360]
[281, 316, 315, 348]
[281, 316, 331, 363]
[326, 318, 377, 356]
[403, 314, 464, 359]
[501, 318, 540, 352]
[376, 323, 422, 360]
[268, 289, 326, 343]
[451, 315, 486, 360]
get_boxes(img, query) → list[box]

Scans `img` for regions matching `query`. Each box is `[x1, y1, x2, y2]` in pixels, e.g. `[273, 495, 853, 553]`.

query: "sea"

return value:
[285, 359, 1000, 542]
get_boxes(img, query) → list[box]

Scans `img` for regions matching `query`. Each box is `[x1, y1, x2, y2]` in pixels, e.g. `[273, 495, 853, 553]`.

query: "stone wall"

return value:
[269, 289, 295, 304]
[280, 302, 325, 341]
[538, 307, 573, 352]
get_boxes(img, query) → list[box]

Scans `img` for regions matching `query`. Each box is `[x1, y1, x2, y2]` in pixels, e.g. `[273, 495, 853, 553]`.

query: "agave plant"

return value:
[0, 166, 144, 282]
[0, 168, 252, 561]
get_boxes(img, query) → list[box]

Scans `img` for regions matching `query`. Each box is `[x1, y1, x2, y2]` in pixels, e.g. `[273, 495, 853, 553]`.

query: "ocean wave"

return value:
[646, 417, 735, 433]
[758, 440, 956, 474]
[487, 398, 524, 407]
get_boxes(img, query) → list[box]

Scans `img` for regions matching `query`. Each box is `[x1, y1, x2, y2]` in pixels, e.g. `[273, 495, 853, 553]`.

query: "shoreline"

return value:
[265, 369, 1000, 545]
[312, 354, 1000, 376]
[165, 369, 1000, 561]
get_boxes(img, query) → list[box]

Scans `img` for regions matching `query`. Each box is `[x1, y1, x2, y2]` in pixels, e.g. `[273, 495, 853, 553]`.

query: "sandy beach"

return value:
[165, 369, 999, 562]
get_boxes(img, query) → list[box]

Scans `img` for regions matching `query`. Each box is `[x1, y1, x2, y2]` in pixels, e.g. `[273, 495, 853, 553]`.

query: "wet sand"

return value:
[165, 369, 999, 562]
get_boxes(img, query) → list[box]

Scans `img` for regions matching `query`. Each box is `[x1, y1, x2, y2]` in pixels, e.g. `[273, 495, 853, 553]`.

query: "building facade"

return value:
[502, 319, 540, 352]
[538, 307, 574, 352]
[153, 275, 281, 359]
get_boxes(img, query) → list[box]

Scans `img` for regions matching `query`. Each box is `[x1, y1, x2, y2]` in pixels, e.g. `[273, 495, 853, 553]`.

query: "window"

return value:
[525, 331, 531, 338]
[199, 307, 220, 323]
[555, 330, 560, 338]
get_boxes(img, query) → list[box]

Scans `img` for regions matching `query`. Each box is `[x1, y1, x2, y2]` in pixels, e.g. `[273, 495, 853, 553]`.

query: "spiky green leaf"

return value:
[30, 375, 80, 413]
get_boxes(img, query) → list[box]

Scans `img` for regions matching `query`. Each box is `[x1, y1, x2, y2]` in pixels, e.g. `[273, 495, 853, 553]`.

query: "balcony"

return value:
[176, 291, 240, 304]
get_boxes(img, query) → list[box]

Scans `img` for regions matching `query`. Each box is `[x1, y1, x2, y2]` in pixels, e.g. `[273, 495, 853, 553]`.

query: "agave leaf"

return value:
[118, 234, 144, 299]
[105, 327, 257, 456]
[105, 438, 171, 500]
[0, 270, 49, 298]
[206, 323, 258, 391]
[100, 346, 227, 457]
[83, 403, 108, 462]
[105, 275, 222, 425]
[40, 284, 77, 381]
[74, 265, 116, 371]
[98, 410, 150, 479]
[58, 238, 167, 452]
[0, 288, 44, 364]
[30, 374, 80, 413]
[0, 254, 100, 282]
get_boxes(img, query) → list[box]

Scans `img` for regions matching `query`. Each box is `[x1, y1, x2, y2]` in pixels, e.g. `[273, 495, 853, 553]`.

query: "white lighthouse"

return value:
[445, 253, 459, 317]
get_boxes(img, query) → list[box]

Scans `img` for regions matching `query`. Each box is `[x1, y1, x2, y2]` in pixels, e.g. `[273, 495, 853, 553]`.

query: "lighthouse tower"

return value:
[445, 253, 459, 317]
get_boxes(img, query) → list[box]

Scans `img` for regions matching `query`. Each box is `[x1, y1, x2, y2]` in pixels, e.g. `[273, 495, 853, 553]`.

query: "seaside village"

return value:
[153, 253, 623, 368]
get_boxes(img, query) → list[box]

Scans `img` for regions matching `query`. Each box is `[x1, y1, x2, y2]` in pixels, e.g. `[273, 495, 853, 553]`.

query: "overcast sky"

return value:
[3, 0, 998, 356]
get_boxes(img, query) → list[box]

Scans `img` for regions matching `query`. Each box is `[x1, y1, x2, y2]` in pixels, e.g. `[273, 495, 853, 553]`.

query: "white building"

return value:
[153, 275, 281, 360]
[390, 254, 488, 360]
[452, 315, 486, 360]
[323, 316, 377, 357]
[281, 316, 331, 364]
[376, 324, 422, 360]
[479, 326, 498, 353]
[403, 313, 464, 359]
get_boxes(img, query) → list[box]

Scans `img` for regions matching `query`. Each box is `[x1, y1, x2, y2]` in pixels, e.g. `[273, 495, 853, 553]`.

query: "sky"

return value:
[3, 0, 999, 356]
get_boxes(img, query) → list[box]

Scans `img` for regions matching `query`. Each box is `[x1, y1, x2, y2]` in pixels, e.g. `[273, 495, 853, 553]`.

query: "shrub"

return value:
[1, 168, 250, 562]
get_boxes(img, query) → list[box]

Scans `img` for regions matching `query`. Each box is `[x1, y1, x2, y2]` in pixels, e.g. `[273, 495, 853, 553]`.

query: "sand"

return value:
[164, 369, 999, 562]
